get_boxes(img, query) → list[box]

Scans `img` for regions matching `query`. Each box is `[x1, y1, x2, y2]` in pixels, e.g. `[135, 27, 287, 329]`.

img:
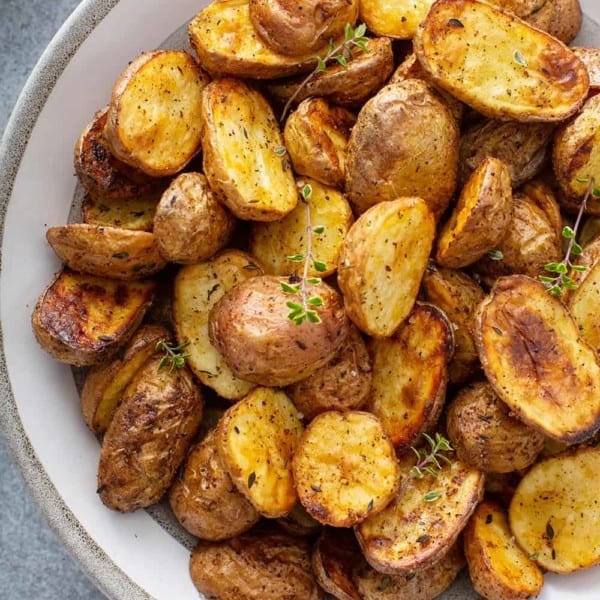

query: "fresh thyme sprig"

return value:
[280, 23, 369, 122]
[410, 433, 453, 479]
[281, 184, 327, 325]
[156, 339, 190, 372]
[539, 177, 598, 297]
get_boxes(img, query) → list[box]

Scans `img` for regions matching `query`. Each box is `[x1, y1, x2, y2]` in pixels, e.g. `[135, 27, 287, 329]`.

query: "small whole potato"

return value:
[446, 380, 545, 473]
[153, 172, 236, 263]
[209, 275, 349, 386]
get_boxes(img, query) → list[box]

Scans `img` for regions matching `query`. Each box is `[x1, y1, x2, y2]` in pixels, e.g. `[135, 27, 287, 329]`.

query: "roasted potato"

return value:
[153, 172, 235, 263]
[250, 178, 353, 278]
[572, 46, 600, 89]
[168, 428, 260, 540]
[200, 77, 297, 222]
[74, 107, 156, 200]
[292, 410, 400, 527]
[276, 502, 321, 537]
[97, 355, 203, 512]
[509, 445, 600, 573]
[216, 387, 304, 518]
[286, 325, 372, 420]
[436, 156, 513, 268]
[413, 0, 589, 122]
[105, 50, 209, 177]
[359, 0, 435, 39]
[267, 36, 394, 110]
[46, 224, 166, 280]
[173, 250, 262, 400]
[474, 275, 600, 443]
[459, 119, 555, 188]
[446, 381, 545, 473]
[568, 259, 600, 352]
[366, 303, 454, 450]
[249, 0, 359, 56]
[189, 0, 330, 78]
[345, 80, 459, 217]
[355, 452, 484, 574]
[209, 275, 348, 386]
[520, 178, 564, 244]
[282, 97, 355, 188]
[189, 527, 324, 599]
[32, 269, 155, 366]
[352, 541, 466, 600]
[544, 0, 582, 44]
[338, 198, 435, 337]
[80, 323, 169, 433]
[464, 500, 544, 600]
[421, 265, 485, 385]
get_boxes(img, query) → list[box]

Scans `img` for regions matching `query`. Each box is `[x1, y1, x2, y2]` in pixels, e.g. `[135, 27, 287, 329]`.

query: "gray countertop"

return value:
[0, 2, 106, 598]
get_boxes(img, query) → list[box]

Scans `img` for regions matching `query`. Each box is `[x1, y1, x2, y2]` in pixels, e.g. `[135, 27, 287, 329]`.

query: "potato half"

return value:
[359, 0, 436, 39]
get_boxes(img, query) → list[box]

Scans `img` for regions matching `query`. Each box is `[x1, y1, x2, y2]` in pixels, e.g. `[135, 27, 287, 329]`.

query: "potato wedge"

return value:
[168, 428, 260, 540]
[464, 500, 544, 600]
[105, 50, 209, 177]
[74, 107, 156, 200]
[32, 269, 155, 366]
[521, 178, 563, 244]
[509, 445, 600, 573]
[46, 224, 166, 280]
[216, 387, 304, 518]
[189, 527, 324, 599]
[568, 259, 600, 352]
[201, 78, 297, 222]
[97, 355, 203, 512]
[189, 0, 330, 78]
[421, 265, 485, 385]
[338, 198, 435, 337]
[366, 303, 454, 450]
[345, 80, 459, 217]
[436, 156, 513, 268]
[209, 275, 349, 387]
[292, 410, 400, 527]
[474, 275, 600, 443]
[286, 325, 372, 420]
[173, 250, 262, 401]
[352, 541, 465, 600]
[446, 381, 545, 473]
[153, 172, 235, 264]
[250, 178, 353, 278]
[355, 453, 484, 574]
[80, 323, 169, 433]
[282, 97, 355, 189]
[359, 0, 435, 39]
[413, 0, 589, 122]
[249, 0, 359, 56]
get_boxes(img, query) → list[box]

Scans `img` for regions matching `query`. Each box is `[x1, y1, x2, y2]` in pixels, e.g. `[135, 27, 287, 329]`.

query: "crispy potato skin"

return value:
[32, 269, 155, 366]
[46, 224, 166, 280]
[352, 542, 466, 600]
[249, 0, 359, 55]
[189, 528, 324, 599]
[105, 50, 209, 177]
[97, 356, 203, 512]
[465, 500, 544, 600]
[474, 275, 600, 443]
[545, 0, 582, 44]
[153, 172, 235, 264]
[209, 275, 348, 386]
[168, 429, 260, 540]
[74, 107, 155, 200]
[572, 46, 600, 89]
[446, 381, 545, 473]
[80, 323, 169, 433]
[286, 325, 372, 420]
[345, 80, 459, 217]
[414, 0, 589, 122]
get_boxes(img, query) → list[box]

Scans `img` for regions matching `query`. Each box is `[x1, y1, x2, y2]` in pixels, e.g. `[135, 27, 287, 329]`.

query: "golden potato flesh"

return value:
[105, 50, 209, 177]
[292, 411, 400, 527]
[414, 0, 589, 122]
[360, 0, 435, 39]
[474, 275, 600, 443]
[209, 275, 348, 387]
[345, 80, 459, 217]
[568, 259, 600, 353]
[509, 446, 600, 573]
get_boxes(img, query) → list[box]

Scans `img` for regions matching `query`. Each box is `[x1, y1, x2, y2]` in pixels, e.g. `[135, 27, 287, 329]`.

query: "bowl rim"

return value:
[0, 1, 150, 598]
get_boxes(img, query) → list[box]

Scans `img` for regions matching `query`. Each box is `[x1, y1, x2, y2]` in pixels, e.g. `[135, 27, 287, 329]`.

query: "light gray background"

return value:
[0, 2, 107, 598]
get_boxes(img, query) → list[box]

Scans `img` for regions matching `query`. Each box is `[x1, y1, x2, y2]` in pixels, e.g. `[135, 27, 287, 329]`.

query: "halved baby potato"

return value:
[359, 0, 436, 39]
[568, 259, 600, 353]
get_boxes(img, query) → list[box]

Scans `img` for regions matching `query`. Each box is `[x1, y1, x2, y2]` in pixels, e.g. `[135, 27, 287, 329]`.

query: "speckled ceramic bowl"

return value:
[1, 1, 600, 598]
